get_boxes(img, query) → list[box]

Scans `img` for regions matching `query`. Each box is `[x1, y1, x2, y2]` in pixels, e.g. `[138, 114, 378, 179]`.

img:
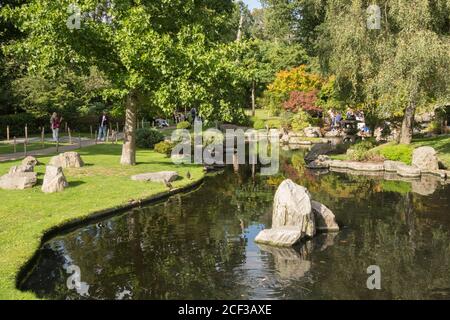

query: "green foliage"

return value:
[136, 128, 164, 149]
[154, 141, 174, 157]
[176, 121, 191, 130]
[0, 113, 45, 138]
[291, 111, 312, 132]
[253, 119, 266, 130]
[265, 119, 281, 129]
[316, 0, 450, 140]
[375, 144, 413, 165]
[345, 139, 382, 161]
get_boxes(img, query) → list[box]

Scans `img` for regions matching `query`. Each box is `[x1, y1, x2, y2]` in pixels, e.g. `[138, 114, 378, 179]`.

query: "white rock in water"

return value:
[254, 227, 304, 247]
[412, 146, 439, 172]
[9, 164, 34, 174]
[42, 166, 69, 193]
[0, 172, 37, 190]
[255, 179, 316, 247]
[311, 200, 339, 232]
[272, 180, 314, 233]
[49, 152, 84, 168]
[131, 171, 178, 183]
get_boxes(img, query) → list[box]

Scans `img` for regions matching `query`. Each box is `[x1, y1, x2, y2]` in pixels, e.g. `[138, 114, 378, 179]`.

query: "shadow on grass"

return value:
[68, 181, 86, 188]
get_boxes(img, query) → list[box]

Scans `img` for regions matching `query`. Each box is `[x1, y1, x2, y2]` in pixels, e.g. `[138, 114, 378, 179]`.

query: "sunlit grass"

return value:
[0, 143, 204, 299]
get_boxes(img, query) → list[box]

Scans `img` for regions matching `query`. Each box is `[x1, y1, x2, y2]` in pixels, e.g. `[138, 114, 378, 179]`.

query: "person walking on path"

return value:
[98, 111, 109, 141]
[50, 112, 62, 142]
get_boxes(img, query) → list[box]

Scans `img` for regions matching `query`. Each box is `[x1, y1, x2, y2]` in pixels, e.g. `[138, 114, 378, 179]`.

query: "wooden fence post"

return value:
[6, 125, 9, 142]
[41, 127, 45, 148]
[68, 127, 72, 144]
[25, 125, 28, 144]
[24, 141, 27, 156]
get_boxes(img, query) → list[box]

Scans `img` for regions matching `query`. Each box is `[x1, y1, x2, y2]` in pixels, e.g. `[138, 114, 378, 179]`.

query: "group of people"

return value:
[327, 108, 369, 134]
[49, 111, 110, 142]
[172, 107, 199, 125]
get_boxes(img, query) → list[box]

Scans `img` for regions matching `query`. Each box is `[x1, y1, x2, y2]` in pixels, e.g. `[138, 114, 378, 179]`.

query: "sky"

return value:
[244, 0, 262, 10]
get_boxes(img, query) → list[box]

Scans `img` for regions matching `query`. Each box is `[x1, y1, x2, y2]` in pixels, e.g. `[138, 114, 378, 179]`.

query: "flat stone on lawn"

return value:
[0, 172, 37, 190]
[131, 171, 178, 183]
[254, 227, 304, 247]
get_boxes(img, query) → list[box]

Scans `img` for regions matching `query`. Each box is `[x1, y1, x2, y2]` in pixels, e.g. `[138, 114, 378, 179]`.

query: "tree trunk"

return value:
[399, 101, 416, 144]
[121, 92, 137, 165]
[236, 11, 244, 42]
[251, 80, 256, 117]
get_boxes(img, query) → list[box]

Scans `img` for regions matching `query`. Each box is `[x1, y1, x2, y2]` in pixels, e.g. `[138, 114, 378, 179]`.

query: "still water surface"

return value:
[19, 151, 450, 299]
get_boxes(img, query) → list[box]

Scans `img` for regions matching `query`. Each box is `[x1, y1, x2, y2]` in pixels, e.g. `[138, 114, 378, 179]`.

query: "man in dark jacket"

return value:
[98, 111, 109, 141]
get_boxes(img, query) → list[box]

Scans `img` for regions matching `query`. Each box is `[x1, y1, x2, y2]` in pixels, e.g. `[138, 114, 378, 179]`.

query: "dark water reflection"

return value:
[19, 151, 450, 300]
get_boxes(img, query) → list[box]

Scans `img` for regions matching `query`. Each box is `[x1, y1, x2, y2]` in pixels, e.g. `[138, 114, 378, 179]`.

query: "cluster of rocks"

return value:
[306, 146, 449, 181]
[0, 152, 84, 193]
[255, 179, 339, 247]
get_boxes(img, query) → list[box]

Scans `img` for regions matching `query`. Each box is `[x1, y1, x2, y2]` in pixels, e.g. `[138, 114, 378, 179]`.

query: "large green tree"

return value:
[1, 0, 239, 164]
[315, 0, 450, 144]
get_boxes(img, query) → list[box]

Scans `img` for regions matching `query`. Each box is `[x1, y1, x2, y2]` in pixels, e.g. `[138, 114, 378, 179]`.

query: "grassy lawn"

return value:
[246, 109, 280, 122]
[330, 135, 450, 168]
[0, 143, 204, 299]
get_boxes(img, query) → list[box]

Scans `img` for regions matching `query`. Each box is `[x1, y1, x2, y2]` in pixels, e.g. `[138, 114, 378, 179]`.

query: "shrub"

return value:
[376, 143, 413, 164]
[253, 119, 266, 130]
[283, 90, 321, 113]
[266, 119, 282, 129]
[154, 141, 174, 157]
[346, 139, 379, 161]
[136, 128, 164, 149]
[291, 111, 311, 132]
[177, 121, 191, 130]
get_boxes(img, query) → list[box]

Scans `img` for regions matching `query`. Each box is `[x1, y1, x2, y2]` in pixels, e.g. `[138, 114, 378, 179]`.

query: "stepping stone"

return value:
[131, 171, 178, 183]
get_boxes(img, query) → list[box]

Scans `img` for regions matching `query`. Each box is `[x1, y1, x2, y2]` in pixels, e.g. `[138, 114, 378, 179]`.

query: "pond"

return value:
[19, 150, 450, 300]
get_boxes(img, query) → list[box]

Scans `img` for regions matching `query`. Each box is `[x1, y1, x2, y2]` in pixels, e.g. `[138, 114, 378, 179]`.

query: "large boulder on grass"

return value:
[22, 156, 39, 167]
[412, 147, 439, 172]
[255, 179, 316, 247]
[9, 164, 34, 174]
[42, 166, 69, 193]
[0, 172, 37, 190]
[49, 152, 84, 168]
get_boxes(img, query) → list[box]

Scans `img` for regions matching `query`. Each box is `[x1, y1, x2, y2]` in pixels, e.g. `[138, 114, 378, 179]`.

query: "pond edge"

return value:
[15, 177, 205, 297]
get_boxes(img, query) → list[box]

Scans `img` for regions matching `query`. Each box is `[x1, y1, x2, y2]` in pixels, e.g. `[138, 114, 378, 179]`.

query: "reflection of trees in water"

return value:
[21, 150, 450, 299]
